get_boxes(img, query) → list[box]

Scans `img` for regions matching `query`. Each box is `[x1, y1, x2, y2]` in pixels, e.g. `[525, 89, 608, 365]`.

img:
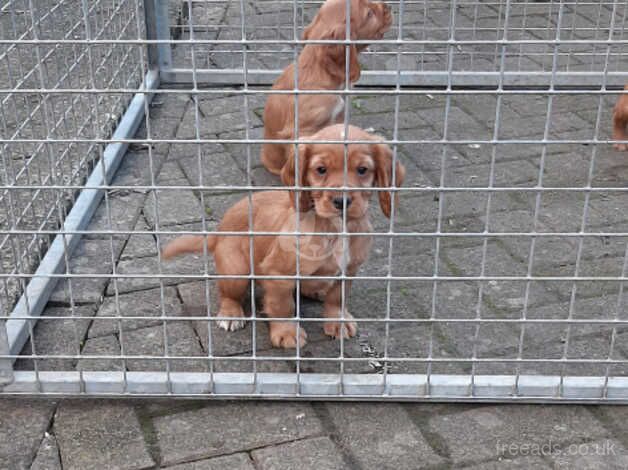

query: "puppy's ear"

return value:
[303, 15, 361, 84]
[372, 142, 405, 218]
[302, 13, 321, 40]
[281, 143, 312, 212]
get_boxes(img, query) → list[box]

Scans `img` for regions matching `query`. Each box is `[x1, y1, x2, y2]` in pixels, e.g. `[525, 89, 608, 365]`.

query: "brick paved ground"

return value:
[3, 0, 628, 469]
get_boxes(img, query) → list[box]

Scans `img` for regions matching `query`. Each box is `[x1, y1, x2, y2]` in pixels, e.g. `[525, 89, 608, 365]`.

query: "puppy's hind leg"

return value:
[214, 247, 250, 332]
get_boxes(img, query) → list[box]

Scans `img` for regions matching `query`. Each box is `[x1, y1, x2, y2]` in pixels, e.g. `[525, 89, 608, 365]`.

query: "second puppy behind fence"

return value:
[261, 0, 393, 175]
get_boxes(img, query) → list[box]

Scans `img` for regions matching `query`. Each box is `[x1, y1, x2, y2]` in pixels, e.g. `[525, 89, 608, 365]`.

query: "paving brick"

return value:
[251, 436, 347, 470]
[218, 128, 264, 168]
[501, 110, 591, 140]
[371, 193, 440, 234]
[588, 193, 628, 231]
[178, 151, 248, 189]
[76, 335, 124, 371]
[109, 254, 207, 294]
[120, 216, 158, 260]
[143, 188, 203, 227]
[49, 239, 125, 304]
[121, 322, 208, 372]
[89, 286, 183, 338]
[532, 191, 590, 234]
[164, 453, 255, 470]
[427, 406, 608, 465]
[248, 166, 284, 189]
[550, 439, 628, 469]
[537, 254, 626, 300]
[54, 401, 155, 470]
[15, 305, 97, 371]
[498, 235, 577, 277]
[461, 456, 551, 469]
[135, 114, 181, 145]
[146, 92, 190, 121]
[0, 400, 56, 470]
[157, 160, 190, 184]
[110, 150, 166, 187]
[425, 159, 539, 189]
[439, 191, 527, 233]
[325, 403, 443, 468]
[154, 403, 324, 466]
[85, 191, 146, 239]
[176, 97, 262, 138]
[30, 432, 62, 470]
[178, 280, 272, 354]
[425, 105, 492, 141]
[443, 241, 527, 277]
[168, 142, 227, 161]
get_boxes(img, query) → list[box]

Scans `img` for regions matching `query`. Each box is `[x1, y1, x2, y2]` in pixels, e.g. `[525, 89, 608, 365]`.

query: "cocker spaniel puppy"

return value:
[261, 0, 393, 175]
[162, 124, 405, 349]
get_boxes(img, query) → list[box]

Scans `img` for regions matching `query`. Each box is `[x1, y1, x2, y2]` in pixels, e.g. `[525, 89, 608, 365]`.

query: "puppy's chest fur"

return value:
[297, 219, 373, 299]
[329, 96, 345, 123]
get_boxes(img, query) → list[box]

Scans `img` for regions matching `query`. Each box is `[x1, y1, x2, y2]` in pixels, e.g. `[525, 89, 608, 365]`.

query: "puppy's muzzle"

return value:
[333, 196, 353, 211]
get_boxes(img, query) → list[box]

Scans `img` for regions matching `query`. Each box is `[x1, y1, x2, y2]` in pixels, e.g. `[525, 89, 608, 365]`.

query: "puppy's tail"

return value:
[161, 235, 217, 260]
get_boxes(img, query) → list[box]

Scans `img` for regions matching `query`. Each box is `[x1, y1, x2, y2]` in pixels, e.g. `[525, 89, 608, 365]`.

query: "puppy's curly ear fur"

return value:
[372, 142, 405, 218]
[281, 143, 313, 212]
[302, 14, 361, 83]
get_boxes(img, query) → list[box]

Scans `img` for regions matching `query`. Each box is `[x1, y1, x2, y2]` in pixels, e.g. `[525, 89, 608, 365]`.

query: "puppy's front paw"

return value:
[614, 143, 628, 151]
[269, 321, 307, 349]
[217, 319, 245, 331]
[324, 311, 357, 339]
[216, 300, 246, 332]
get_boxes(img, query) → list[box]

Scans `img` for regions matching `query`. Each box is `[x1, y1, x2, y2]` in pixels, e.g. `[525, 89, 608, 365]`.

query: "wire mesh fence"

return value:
[1, 0, 628, 400]
[0, 0, 146, 315]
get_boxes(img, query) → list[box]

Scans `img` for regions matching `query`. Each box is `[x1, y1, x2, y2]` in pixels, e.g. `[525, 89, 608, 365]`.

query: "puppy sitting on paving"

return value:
[162, 124, 405, 349]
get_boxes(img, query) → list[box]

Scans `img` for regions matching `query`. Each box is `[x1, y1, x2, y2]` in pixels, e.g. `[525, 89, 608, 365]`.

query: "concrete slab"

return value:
[54, 401, 155, 470]
[154, 402, 324, 466]
[0, 400, 56, 470]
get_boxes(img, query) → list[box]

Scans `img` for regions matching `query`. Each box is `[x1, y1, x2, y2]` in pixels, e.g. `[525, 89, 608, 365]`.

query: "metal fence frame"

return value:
[2, 0, 628, 400]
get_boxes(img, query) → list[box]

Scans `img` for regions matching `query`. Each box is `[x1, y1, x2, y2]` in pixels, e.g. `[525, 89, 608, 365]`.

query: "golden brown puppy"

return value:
[613, 84, 628, 151]
[163, 124, 405, 349]
[261, 0, 393, 175]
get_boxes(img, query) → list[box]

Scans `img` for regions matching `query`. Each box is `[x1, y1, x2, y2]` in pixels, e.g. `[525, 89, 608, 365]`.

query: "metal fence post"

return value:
[0, 320, 13, 386]
[145, 0, 173, 71]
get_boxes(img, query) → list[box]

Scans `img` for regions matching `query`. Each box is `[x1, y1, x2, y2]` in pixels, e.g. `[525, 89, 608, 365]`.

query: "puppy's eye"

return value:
[316, 166, 327, 175]
[367, 9, 374, 18]
[357, 166, 368, 175]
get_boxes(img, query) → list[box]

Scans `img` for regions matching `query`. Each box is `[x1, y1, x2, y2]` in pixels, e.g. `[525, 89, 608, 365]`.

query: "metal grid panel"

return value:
[163, 0, 628, 86]
[1, 0, 628, 401]
[0, 0, 146, 315]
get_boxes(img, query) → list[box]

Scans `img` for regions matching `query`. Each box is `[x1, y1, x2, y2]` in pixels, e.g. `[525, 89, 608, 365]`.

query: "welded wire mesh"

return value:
[1, 0, 628, 399]
[0, 0, 146, 315]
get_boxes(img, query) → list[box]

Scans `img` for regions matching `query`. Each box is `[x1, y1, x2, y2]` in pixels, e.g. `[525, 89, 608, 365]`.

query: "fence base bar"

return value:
[160, 68, 628, 88]
[5, 70, 160, 360]
[4, 371, 628, 402]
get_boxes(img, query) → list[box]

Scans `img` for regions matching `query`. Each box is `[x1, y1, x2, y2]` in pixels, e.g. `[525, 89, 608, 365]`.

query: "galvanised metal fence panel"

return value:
[1, 0, 628, 400]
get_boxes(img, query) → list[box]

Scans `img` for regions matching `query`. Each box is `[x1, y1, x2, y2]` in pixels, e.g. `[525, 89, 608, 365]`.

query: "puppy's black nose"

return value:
[333, 197, 352, 210]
